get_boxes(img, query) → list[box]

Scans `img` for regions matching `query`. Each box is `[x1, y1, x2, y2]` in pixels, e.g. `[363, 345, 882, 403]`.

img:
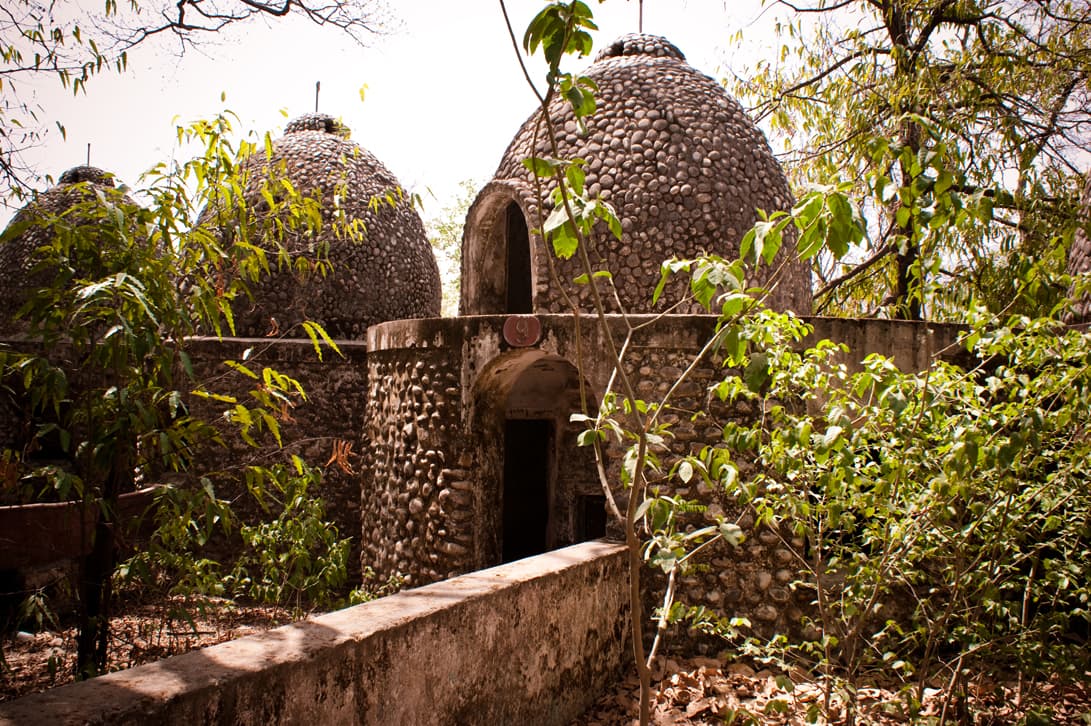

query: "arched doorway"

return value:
[505, 203, 532, 314]
[473, 351, 606, 566]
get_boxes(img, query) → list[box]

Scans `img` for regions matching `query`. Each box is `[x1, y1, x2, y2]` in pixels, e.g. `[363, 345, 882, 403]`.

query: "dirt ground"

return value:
[1, 595, 296, 703]
[572, 657, 1091, 725]
[4, 602, 1090, 724]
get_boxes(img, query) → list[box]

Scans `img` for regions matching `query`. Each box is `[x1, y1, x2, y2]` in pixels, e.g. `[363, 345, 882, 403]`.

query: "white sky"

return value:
[5, 0, 787, 227]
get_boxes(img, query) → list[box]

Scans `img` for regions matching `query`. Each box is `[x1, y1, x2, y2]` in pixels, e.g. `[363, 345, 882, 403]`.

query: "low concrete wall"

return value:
[0, 541, 629, 726]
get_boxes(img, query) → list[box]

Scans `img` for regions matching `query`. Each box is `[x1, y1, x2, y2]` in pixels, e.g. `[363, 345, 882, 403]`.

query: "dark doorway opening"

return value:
[502, 418, 552, 562]
[505, 202, 532, 314]
[577, 494, 607, 541]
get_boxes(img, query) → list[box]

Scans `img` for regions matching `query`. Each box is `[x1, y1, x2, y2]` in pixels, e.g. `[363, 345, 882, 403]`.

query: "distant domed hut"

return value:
[1066, 172, 1091, 324]
[0, 166, 134, 337]
[460, 34, 811, 316]
[217, 113, 441, 339]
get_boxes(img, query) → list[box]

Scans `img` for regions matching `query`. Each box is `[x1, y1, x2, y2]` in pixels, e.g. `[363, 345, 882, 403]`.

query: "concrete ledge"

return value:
[0, 541, 629, 726]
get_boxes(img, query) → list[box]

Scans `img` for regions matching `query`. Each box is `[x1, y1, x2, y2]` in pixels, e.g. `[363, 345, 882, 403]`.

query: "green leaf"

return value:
[522, 157, 558, 178]
[301, 321, 342, 361]
[719, 522, 745, 546]
[225, 360, 259, 380]
[653, 259, 685, 304]
[935, 169, 954, 195]
[743, 351, 770, 392]
[895, 205, 911, 227]
[760, 221, 783, 265]
[678, 460, 694, 483]
[740, 227, 757, 263]
[633, 497, 655, 523]
[576, 429, 603, 446]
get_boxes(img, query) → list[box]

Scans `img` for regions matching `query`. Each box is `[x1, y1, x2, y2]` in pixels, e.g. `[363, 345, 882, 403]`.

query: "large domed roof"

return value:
[460, 34, 811, 316]
[219, 113, 440, 338]
[0, 166, 133, 336]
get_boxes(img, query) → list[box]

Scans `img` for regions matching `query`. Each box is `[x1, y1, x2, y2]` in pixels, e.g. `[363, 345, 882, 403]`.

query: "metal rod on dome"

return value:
[86, 143, 90, 167]
[639, 0, 643, 32]
[315, 81, 320, 113]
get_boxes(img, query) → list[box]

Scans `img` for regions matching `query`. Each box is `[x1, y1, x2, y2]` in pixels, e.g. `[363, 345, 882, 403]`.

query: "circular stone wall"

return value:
[461, 34, 811, 316]
[215, 113, 441, 339]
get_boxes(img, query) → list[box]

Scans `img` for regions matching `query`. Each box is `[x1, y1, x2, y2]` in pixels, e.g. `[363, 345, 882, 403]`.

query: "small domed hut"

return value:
[217, 113, 441, 339]
[460, 34, 811, 317]
[0, 166, 134, 336]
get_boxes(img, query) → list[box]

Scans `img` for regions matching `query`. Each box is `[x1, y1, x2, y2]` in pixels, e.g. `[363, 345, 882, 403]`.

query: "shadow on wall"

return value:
[0, 541, 630, 726]
[472, 349, 605, 566]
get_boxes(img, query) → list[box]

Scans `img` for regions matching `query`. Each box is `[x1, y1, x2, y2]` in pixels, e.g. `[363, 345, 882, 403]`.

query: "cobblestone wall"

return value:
[183, 337, 369, 580]
[364, 315, 965, 641]
[362, 321, 467, 586]
[612, 342, 805, 636]
[608, 317, 967, 640]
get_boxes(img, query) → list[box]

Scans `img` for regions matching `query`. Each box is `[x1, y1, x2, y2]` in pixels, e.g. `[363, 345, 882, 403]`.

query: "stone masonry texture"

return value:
[461, 34, 811, 317]
[1066, 171, 1091, 323]
[210, 113, 441, 340]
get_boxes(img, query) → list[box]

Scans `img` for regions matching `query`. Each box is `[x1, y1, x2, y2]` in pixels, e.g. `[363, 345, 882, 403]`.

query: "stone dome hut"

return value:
[1066, 172, 1091, 324]
[0, 166, 135, 337]
[218, 113, 440, 339]
[460, 34, 811, 317]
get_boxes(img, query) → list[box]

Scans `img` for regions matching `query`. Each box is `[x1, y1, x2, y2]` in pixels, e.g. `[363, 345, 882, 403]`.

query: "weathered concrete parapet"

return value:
[0, 541, 628, 726]
[805, 316, 969, 372]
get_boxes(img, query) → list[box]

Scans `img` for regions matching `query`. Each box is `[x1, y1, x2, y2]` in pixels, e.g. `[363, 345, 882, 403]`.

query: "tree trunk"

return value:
[75, 445, 131, 679]
[888, 3, 924, 320]
[76, 498, 116, 678]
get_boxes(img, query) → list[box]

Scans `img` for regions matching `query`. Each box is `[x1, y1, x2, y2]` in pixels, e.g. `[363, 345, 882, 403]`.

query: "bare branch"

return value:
[814, 242, 894, 302]
[0, 0, 387, 196]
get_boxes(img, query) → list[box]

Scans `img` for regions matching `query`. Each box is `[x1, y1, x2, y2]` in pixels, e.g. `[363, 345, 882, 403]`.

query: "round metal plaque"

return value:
[503, 315, 541, 347]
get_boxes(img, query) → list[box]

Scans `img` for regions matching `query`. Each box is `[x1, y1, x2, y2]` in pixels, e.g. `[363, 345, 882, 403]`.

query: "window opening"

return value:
[505, 203, 532, 314]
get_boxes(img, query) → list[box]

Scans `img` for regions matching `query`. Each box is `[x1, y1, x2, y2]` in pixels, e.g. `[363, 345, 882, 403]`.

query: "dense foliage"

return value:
[695, 299, 1091, 722]
[734, 0, 1090, 320]
[0, 112, 351, 677]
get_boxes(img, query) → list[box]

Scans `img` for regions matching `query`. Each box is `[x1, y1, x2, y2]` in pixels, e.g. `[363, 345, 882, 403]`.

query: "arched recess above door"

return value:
[460, 183, 537, 316]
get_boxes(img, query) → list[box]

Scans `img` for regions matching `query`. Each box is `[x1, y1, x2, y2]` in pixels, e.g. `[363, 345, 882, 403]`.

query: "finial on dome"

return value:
[284, 113, 350, 138]
[594, 34, 685, 62]
[57, 165, 116, 187]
